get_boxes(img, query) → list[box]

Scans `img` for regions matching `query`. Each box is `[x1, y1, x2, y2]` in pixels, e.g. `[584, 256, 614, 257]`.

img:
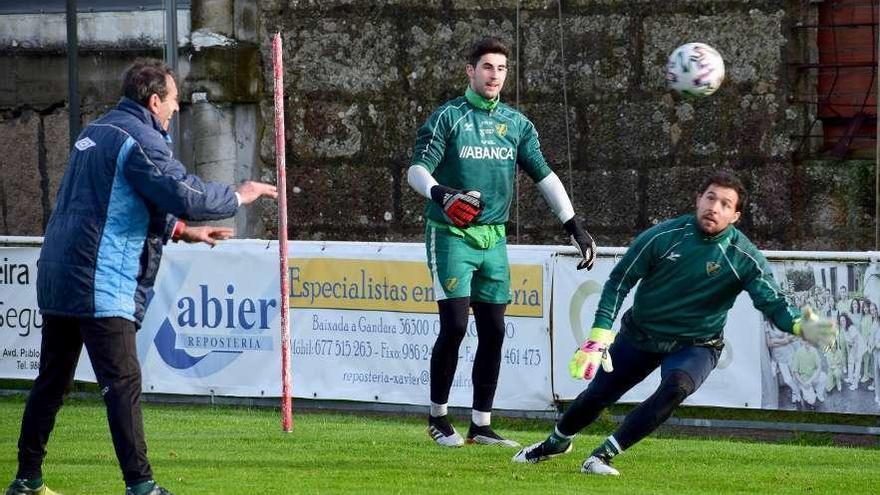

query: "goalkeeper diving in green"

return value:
[512, 170, 837, 475]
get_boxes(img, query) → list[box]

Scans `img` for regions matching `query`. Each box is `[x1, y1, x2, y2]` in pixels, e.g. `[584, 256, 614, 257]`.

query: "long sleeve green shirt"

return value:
[592, 214, 801, 349]
[409, 88, 552, 225]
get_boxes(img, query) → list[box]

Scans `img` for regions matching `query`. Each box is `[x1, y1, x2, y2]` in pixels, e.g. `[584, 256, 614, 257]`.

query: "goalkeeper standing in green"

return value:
[513, 170, 838, 474]
[407, 37, 598, 448]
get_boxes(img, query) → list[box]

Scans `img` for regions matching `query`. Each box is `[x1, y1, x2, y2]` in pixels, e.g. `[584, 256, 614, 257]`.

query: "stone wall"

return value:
[257, 0, 875, 250]
[0, 50, 154, 236]
[0, 3, 270, 237]
[0, 1, 875, 251]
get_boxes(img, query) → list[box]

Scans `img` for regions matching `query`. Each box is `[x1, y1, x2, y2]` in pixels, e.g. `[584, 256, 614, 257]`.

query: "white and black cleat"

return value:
[427, 415, 464, 447]
[581, 455, 620, 476]
[512, 440, 573, 463]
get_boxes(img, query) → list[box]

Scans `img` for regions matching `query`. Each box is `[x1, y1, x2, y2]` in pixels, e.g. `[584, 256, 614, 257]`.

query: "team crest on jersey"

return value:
[706, 261, 722, 276]
[495, 123, 508, 137]
[444, 277, 459, 292]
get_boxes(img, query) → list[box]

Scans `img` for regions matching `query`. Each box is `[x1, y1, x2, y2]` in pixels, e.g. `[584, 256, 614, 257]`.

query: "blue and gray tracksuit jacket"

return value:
[37, 97, 238, 324]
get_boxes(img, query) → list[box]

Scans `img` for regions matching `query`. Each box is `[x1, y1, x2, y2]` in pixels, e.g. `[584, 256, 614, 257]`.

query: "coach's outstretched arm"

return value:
[235, 181, 279, 205]
[172, 224, 233, 246]
[536, 172, 597, 270]
[165, 181, 279, 246]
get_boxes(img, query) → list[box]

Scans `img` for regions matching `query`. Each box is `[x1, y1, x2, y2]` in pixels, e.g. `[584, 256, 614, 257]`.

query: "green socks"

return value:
[21, 478, 43, 490]
[546, 428, 573, 452]
[591, 435, 623, 462]
[127, 480, 156, 495]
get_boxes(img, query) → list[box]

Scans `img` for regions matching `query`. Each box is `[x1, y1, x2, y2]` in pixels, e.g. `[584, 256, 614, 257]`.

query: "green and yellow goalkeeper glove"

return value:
[569, 327, 615, 380]
[793, 306, 838, 352]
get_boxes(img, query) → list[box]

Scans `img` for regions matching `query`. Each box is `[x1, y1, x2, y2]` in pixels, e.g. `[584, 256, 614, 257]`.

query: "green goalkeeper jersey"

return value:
[592, 214, 801, 349]
[410, 87, 553, 225]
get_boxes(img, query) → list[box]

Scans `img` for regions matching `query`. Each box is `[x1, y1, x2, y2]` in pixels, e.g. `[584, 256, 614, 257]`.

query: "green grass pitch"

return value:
[1, 396, 878, 494]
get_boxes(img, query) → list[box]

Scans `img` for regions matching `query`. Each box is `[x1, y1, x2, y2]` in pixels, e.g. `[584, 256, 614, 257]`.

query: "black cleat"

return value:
[466, 422, 520, 447]
[512, 439, 573, 463]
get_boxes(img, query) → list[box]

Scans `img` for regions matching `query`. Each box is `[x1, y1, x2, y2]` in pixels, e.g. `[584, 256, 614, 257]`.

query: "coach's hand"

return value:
[564, 218, 597, 270]
[179, 225, 234, 246]
[794, 307, 838, 352]
[236, 181, 278, 205]
[569, 327, 615, 380]
[431, 185, 483, 227]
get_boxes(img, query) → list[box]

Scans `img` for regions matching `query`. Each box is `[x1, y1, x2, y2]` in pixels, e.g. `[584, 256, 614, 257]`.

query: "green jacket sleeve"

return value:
[740, 245, 801, 334]
[516, 118, 552, 183]
[591, 228, 657, 330]
[410, 109, 449, 173]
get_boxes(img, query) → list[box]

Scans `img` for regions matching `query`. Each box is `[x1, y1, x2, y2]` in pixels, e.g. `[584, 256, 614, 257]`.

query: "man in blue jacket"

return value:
[6, 59, 277, 495]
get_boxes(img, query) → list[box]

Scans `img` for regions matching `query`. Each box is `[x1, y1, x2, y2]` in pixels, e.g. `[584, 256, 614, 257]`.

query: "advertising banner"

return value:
[288, 243, 556, 411]
[551, 254, 764, 409]
[0, 247, 95, 382]
[136, 242, 283, 397]
[761, 261, 880, 414]
[4, 239, 876, 414]
[0, 247, 46, 378]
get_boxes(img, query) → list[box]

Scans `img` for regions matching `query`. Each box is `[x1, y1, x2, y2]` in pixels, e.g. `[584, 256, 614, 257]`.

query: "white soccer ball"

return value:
[666, 42, 725, 97]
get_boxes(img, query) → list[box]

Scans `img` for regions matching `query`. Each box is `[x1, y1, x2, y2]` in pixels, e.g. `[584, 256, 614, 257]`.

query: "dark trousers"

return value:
[558, 331, 719, 451]
[430, 298, 507, 412]
[16, 316, 153, 485]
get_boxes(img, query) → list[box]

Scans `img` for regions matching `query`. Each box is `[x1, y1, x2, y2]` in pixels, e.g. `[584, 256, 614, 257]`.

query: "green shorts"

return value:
[425, 223, 511, 304]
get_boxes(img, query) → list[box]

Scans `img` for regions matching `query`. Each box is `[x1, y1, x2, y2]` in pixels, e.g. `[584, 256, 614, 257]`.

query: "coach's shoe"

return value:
[512, 438, 572, 463]
[5, 479, 60, 495]
[466, 423, 521, 447]
[581, 455, 620, 476]
[428, 415, 464, 447]
[124, 480, 174, 495]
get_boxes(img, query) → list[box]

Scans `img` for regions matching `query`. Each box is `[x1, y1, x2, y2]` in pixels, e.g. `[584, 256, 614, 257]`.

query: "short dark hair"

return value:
[698, 170, 748, 212]
[121, 58, 175, 108]
[467, 37, 510, 67]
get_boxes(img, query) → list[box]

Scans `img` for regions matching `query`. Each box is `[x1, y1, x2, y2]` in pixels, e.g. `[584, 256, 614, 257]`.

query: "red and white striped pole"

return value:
[273, 32, 293, 432]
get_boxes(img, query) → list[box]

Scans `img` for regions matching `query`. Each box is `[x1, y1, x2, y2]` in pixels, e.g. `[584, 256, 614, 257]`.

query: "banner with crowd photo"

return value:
[551, 253, 765, 410]
[287, 243, 557, 411]
[761, 260, 880, 414]
[0, 247, 95, 382]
